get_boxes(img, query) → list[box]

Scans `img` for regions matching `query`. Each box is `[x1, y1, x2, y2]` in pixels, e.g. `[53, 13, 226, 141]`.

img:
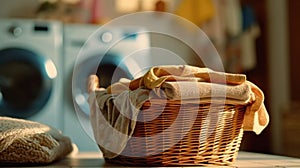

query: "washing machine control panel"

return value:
[8, 25, 23, 37]
[6, 23, 50, 38]
[99, 31, 139, 44]
[33, 24, 49, 32]
[100, 31, 113, 43]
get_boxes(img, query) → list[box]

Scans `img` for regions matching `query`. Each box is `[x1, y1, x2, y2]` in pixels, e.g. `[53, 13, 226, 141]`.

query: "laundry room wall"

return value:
[0, 0, 39, 18]
[0, 0, 201, 67]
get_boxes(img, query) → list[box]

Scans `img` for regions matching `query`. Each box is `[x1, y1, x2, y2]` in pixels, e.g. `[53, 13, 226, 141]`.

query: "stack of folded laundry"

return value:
[88, 65, 269, 159]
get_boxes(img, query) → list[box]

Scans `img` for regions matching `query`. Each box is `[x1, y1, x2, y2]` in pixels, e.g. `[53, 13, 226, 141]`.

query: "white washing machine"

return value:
[0, 19, 64, 130]
[63, 24, 100, 152]
[63, 24, 151, 151]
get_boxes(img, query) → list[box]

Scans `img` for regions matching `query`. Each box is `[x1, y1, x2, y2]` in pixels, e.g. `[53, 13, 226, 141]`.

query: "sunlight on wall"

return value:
[115, 0, 140, 13]
[116, 0, 173, 13]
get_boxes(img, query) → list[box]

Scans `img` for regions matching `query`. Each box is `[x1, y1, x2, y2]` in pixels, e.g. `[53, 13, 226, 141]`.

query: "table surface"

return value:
[233, 151, 300, 168]
[7, 151, 300, 168]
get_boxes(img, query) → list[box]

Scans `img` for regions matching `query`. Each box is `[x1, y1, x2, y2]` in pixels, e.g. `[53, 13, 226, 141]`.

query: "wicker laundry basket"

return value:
[102, 97, 246, 166]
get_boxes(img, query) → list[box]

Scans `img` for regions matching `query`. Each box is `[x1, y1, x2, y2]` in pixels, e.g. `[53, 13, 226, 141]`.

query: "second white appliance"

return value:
[63, 24, 151, 151]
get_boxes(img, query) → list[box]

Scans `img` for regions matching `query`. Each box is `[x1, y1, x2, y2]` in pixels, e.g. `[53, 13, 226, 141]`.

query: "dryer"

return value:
[63, 24, 100, 152]
[0, 19, 63, 130]
[63, 24, 151, 151]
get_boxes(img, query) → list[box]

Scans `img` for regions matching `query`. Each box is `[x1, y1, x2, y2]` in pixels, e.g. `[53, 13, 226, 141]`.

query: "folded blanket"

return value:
[108, 79, 252, 104]
[0, 117, 73, 165]
[129, 65, 247, 90]
[162, 81, 251, 102]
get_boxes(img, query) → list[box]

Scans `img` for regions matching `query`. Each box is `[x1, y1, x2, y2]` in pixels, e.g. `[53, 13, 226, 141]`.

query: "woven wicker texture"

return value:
[105, 99, 245, 166]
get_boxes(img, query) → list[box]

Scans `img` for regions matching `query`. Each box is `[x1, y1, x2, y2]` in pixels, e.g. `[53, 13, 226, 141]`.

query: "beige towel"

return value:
[108, 79, 268, 135]
[88, 75, 149, 158]
[161, 80, 269, 134]
[130, 65, 268, 134]
[0, 117, 73, 165]
[162, 81, 251, 102]
[129, 65, 246, 90]
[103, 65, 268, 134]
[243, 81, 269, 134]
[107, 78, 131, 94]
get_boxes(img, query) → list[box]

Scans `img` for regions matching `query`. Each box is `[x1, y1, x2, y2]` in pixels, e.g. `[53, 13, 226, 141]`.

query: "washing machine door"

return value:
[72, 52, 133, 116]
[0, 48, 56, 118]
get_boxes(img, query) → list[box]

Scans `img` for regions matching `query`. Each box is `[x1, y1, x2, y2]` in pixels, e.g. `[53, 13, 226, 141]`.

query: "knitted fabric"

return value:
[0, 116, 73, 165]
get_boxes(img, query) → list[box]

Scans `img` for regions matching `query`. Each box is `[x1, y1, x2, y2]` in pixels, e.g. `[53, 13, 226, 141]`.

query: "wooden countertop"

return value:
[32, 151, 300, 168]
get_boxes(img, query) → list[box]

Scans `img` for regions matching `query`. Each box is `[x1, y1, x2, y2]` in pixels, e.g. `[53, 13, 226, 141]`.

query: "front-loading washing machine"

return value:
[63, 23, 151, 151]
[63, 24, 100, 152]
[0, 19, 64, 130]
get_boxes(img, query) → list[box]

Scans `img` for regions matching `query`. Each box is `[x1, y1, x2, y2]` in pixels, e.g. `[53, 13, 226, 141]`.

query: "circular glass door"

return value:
[72, 52, 133, 116]
[0, 48, 55, 118]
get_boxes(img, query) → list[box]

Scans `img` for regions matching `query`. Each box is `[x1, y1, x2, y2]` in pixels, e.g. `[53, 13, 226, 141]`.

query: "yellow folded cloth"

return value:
[129, 65, 246, 90]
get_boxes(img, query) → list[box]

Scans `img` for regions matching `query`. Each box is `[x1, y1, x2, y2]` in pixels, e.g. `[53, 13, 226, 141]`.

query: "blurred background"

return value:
[0, 0, 299, 157]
